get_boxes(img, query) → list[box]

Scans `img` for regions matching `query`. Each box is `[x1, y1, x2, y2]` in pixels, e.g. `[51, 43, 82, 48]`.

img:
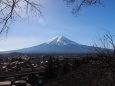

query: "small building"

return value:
[0, 81, 11, 86]
[15, 80, 27, 86]
[0, 80, 27, 86]
[21, 68, 32, 73]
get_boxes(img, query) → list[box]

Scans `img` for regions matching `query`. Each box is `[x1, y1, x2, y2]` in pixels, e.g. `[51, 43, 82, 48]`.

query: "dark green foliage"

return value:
[72, 59, 80, 69]
[19, 57, 23, 62]
[28, 74, 37, 85]
[25, 58, 31, 65]
[11, 58, 15, 62]
[44, 55, 115, 86]
[62, 58, 70, 74]
[55, 57, 61, 69]
[0, 58, 2, 61]
[44, 57, 57, 79]
[82, 58, 90, 64]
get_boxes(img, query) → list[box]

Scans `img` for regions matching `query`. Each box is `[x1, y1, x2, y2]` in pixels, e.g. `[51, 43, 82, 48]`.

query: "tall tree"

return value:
[93, 31, 115, 56]
[93, 31, 115, 83]
[62, 58, 70, 74]
[44, 57, 57, 79]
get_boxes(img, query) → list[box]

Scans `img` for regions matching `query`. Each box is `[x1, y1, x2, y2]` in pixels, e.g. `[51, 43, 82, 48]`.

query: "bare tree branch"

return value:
[93, 31, 115, 56]
[64, 0, 101, 15]
[0, 0, 42, 37]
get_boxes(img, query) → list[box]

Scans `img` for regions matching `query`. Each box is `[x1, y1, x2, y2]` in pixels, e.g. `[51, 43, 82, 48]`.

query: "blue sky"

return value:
[0, 0, 115, 51]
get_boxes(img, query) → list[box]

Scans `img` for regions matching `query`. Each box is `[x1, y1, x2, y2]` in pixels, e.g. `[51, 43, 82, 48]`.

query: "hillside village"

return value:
[0, 54, 46, 86]
[0, 53, 115, 86]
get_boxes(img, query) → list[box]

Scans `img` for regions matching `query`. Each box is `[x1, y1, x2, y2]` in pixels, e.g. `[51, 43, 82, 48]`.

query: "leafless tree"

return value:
[0, 0, 42, 36]
[93, 31, 115, 83]
[64, 0, 101, 14]
[93, 31, 115, 56]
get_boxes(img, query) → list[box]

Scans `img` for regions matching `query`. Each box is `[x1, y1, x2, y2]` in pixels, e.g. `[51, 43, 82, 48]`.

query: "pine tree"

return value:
[44, 57, 57, 79]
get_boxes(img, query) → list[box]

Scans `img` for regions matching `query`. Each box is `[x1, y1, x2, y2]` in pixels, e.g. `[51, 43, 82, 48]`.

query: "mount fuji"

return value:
[7, 36, 95, 54]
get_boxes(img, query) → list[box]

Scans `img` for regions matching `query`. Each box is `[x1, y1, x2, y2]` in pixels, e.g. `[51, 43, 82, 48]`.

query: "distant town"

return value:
[0, 52, 115, 86]
[0, 53, 96, 86]
[0, 53, 86, 86]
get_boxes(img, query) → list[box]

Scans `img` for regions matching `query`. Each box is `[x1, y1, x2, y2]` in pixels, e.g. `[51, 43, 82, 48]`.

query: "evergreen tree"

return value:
[72, 59, 80, 69]
[44, 57, 57, 79]
[62, 58, 70, 74]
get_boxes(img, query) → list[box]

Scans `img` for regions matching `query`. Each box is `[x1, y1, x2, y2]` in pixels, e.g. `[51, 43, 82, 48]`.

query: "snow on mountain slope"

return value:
[6, 36, 95, 54]
[45, 36, 77, 46]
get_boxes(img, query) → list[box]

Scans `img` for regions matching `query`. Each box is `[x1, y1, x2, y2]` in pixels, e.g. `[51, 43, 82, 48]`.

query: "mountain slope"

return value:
[9, 36, 95, 54]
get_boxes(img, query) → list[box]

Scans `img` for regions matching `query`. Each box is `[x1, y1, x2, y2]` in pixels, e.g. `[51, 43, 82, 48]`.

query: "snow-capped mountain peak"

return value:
[5, 36, 96, 54]
[45, 36, 76, 45]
